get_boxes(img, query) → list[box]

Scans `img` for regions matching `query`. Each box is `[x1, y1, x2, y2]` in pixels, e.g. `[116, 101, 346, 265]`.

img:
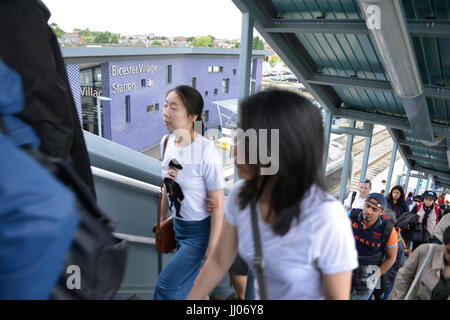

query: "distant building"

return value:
[62, 47, 269, 153]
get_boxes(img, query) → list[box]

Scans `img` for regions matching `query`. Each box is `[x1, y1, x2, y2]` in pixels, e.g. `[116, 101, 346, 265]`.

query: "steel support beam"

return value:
[339, 120, 355, 202]
[263, 19, 368, 34]
[404, 169, 411, 192]
[235, 11, 253, 185]
[387, 128, 414, 170]
[385, 141, 398, 195]
[338, 109, 450, 137]
[323, 111, 333, 173]
[262, 19, 450, 38]
[397, 139, 447, 153]
[306, 74, 450, 101]
[425, 176, 430, 191]
[406, 155, 448, 167]
[360, 123, 374, 180]
[232, 0, 338, 114]
[331, 122, 372, 137]
[411, 166, 450, 181]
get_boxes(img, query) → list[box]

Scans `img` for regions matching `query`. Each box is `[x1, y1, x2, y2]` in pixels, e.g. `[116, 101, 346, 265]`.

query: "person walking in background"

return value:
[154, 85, 224, 300]
[406, 192, 414, 208]
[410, 191, 442, 248]
[344, 179, 372, 212]
[399, 191, 442, 251]
[409, 194, 422, 212]
[187, 89, 358, 300]
[386, 185, 410, 219]
[390, 226, 450, 300]
[349, 193, 398, 300]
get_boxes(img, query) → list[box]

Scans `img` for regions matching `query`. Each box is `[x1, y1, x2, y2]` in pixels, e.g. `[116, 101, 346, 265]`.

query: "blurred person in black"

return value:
[0, 0, 96, 197]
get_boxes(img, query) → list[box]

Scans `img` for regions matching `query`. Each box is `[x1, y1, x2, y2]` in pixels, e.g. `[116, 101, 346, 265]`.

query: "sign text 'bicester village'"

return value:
[110, 63, 158, 94]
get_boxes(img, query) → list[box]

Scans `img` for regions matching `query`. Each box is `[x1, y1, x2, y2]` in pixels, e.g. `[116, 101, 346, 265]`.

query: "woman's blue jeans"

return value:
[153, 216, 210, 300]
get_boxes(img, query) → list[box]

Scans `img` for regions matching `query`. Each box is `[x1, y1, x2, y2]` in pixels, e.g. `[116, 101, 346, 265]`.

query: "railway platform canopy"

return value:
[232, 0, 450, 196]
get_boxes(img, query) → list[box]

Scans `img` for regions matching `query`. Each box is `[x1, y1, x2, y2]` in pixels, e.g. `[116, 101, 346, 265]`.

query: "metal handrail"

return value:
[91, 166, 160, 194]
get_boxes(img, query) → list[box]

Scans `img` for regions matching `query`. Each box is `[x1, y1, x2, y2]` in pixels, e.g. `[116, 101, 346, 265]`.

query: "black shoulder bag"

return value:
[250, 200, 268, 300]
[0, 118, 127, 299]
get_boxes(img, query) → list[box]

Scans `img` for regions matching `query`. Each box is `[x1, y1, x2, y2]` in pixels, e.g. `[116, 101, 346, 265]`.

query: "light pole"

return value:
[95, 96, 111, 138]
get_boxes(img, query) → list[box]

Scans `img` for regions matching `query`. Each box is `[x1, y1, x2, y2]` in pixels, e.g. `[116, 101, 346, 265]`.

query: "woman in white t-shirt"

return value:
[153, 85, 224, 300]
[187, 89, 358, 300]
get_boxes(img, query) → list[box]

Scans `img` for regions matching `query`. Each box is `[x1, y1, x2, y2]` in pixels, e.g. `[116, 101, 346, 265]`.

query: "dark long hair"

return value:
[387, 185, 406, 206]
[238, 89, 327, 236]
[166, 85, 205, 135]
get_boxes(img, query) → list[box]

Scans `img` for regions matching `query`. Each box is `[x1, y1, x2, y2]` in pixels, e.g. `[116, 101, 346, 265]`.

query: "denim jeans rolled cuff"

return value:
[154, 216, 211, 300]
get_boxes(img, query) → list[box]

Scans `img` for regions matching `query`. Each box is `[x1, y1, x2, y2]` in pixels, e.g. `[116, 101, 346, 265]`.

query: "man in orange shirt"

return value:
[350, 193, 398, 300]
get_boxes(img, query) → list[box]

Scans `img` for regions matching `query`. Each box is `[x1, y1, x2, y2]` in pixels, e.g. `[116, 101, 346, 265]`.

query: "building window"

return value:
[147, 103, 159, 114]
[204, 110, 209, 123]
[141, 79, 146, 88]
[213, 88, 218, 95]
[232, 69, 237, 75]
[204, 91, 208, 96]
[191, 77, 197, 88]
[166, 64, 172, 84]
[208, 66, 223, 73]
[125, 95, 131, 123]
[222, 79, 229, 94]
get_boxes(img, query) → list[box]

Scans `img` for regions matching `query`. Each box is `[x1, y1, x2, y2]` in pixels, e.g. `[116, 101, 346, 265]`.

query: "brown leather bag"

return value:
[152, 135, 176, 254]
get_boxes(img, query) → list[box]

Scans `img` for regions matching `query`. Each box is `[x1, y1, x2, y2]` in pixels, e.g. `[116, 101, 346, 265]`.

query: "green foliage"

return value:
[78, 28, 91, 37]
[50, 23, 65, 38]
[92, 31, 120, 44]
[151, 40, 162, 46]
[269, 55, 278, 67]
[193, 36, 213, 47]
[252, 36, 264, 50]
[186, 37, 196, 43]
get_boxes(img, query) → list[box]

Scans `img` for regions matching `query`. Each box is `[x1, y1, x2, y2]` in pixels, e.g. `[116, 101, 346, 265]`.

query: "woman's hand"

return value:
[205, 196, 219, 212]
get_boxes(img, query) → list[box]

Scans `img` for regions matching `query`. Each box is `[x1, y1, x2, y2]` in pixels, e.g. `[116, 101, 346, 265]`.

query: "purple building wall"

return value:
[66, 54, 263, 152]
[65, 64, 82, 123]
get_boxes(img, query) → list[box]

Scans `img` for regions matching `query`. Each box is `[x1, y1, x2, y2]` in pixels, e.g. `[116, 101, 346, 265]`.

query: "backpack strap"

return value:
[417, 202, 423, 213]
[157, 135, 170, 229]
[434, 204, 440, 224]
[350, 191, 357, 208]
[350, 208, 362, 223]
[382, 217, 395, 247]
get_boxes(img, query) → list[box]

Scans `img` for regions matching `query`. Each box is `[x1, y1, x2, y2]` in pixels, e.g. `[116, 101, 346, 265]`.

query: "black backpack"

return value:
[26, 148, 128, 299]
[0, 115, 127, 299]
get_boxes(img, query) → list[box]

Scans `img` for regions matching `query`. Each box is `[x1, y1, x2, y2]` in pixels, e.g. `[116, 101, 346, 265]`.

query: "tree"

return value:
[193, 36, 213, 47]
[186, 37, 196, 43]
[50, 23, 65, 39]
[151, 40, 162, 46]
[252, 36, 265, 50]
[269, 55, 277, 68]
[93, 31, 120, 44]
[78, 28, 91, 37]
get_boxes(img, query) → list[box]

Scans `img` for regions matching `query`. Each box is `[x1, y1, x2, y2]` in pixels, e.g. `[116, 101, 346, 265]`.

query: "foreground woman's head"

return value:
[236, 89, 325, 235]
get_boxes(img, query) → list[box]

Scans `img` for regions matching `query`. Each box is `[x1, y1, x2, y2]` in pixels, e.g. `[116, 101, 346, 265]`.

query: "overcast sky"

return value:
[42, 0, 255, 39]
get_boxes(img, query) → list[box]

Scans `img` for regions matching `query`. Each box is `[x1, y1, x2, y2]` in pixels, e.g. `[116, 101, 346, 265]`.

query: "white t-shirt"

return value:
[224, 180, 358, 300]
[344, 191, 366, 210]
[161, 134, 224, 221]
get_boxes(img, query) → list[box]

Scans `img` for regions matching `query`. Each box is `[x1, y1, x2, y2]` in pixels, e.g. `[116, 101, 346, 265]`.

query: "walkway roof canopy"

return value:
[232, 0, 450, 189]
